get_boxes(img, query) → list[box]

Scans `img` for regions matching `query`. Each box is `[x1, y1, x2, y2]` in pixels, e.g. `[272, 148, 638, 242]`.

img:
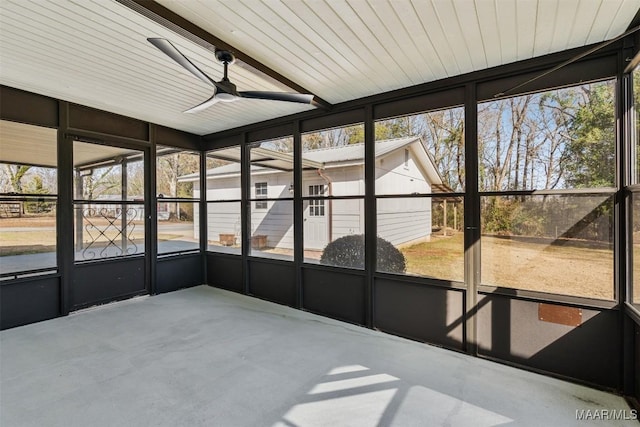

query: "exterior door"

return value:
[304, 184, 328, 250]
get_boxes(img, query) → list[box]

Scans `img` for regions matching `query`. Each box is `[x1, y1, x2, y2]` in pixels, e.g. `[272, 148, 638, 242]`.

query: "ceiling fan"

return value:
[148, 38, 318, 113]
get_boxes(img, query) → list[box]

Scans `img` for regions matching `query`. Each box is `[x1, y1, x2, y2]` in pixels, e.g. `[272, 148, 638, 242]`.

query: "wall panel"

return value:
[72, 258, 146, 309]
[157, 254, 203, 294]
[249, 259, 296, 306]
[374, 278, 464, 350]
[0, 277, 60, 330]
[302, 267, 365, 325]
[206, 253, 243, 292]
[477, 293, 620, 389]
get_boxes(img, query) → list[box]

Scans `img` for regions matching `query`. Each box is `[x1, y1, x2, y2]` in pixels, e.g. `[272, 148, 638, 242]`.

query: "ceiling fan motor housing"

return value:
[215, 49, 235, 64]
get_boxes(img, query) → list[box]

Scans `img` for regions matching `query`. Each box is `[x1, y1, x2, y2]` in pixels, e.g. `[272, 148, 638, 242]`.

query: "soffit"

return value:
[0, 120, 57, 167]
[0, 120, 142, 168]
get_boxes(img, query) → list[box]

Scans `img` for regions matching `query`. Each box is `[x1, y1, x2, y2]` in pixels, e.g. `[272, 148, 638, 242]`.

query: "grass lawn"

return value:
[0, 230, 57, 256]
[400, 233, 464, 282]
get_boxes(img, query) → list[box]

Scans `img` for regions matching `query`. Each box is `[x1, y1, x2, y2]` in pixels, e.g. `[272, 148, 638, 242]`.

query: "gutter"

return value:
[317, 168, 333, 242]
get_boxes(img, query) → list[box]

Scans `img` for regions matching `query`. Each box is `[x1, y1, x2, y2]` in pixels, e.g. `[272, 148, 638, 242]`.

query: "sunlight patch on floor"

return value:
[309, 374, 399, 395]
[278, 389, 398, 427]
[277, 364, 513, 427]
[326, 365, 370, 375]
[394, 385, 514, 426]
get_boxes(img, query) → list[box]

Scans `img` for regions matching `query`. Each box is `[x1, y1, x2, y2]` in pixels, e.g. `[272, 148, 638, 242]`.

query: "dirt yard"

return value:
[401, 232, 615, 300]
[479, 235, 614, 300]
[0, 216, 56, 228]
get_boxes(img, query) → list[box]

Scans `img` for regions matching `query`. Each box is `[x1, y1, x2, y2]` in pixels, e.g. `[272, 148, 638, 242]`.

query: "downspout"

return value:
[317, 168, 332, 242]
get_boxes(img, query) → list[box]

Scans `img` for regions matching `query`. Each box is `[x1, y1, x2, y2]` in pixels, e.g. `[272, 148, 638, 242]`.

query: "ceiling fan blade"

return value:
[237, 91, 316, 105]
[184, 95, 219, 113]
[148, 38, 217, 88]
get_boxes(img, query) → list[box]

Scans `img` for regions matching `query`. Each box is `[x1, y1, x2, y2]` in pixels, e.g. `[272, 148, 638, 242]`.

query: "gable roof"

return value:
[180, 136, 445, 187]
[300, 137, 415, 164]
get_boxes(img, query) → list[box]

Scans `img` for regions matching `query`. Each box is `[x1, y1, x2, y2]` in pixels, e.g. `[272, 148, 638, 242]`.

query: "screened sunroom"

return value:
[1, 1, 640, 425]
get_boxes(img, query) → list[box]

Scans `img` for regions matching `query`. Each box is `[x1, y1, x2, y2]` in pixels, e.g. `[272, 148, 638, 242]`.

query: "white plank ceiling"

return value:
[0, 0, 313, 136]
[1, 0, 639, 137]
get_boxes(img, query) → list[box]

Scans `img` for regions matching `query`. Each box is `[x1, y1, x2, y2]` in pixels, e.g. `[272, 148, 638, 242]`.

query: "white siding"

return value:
[330, 198, 364, 240]
[377, 198, 432, 246]
[303, 165, 364, 196]
[374, 149, 432, 245]
[258, 173, 294, 249]
[207, 202, 241, 243]
[251, 200, 294, 249]
[375, 148, 432, 195]
[202, 147, 433, 248]
[206, 176, 241, 201]
[376, 150, 431, 245]
[205, 172, 294, 249]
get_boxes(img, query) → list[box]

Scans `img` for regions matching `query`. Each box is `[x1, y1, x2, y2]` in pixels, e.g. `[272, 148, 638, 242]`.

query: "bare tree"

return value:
[157, 152, 199, 220]
[81, 166, 120, 200]
[3, 164, 31, 193]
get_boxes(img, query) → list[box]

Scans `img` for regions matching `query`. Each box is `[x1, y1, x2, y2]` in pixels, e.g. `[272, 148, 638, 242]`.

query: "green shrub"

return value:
[376, 236, 406, 273]
[320, 234, 406, 273]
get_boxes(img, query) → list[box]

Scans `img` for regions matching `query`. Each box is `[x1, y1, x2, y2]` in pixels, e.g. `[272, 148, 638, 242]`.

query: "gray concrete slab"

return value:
[0, 285, 635, 427]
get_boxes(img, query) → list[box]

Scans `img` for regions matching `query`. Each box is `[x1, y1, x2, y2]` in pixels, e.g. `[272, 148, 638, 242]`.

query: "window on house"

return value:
[255, 182, 267, 209]
[404, 149, 409, 168]
[308, 185, 325, 216]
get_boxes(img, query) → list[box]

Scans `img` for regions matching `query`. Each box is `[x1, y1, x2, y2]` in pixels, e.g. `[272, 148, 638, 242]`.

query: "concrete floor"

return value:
[0, 286, 635, 427]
